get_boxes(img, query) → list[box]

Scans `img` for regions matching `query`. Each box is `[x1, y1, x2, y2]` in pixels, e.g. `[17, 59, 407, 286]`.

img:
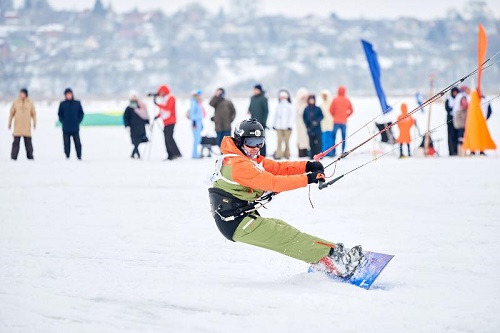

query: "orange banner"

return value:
[463, 90, 496, 151]
[477, 24, 487, 95]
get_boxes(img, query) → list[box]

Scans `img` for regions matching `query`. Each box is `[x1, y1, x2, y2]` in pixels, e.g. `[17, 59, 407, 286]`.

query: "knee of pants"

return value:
[233, 216, 297, 240]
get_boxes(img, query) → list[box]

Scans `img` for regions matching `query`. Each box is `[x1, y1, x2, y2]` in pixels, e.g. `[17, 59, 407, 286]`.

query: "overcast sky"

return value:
[13, 0, 500, 19]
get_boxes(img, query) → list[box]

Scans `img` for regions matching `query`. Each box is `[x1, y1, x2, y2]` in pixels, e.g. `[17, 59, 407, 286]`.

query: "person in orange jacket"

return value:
[329, 86, 353, 156]
[208, 119, 364, 278]
[396, 103, 416, 158]
[154, 85, 182, 160]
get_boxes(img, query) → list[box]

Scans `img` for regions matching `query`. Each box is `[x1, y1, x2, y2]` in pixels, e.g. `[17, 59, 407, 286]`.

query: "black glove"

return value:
[192, 120, 196, 127]
[210, 116, 214, 122]
[306, 161, 324, 172]
[307, 171, 326, 184]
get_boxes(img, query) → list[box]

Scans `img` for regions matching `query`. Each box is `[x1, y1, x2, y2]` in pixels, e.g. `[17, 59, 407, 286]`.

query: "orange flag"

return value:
[477, 24, 487, 95]
[462, 90, 496, 151]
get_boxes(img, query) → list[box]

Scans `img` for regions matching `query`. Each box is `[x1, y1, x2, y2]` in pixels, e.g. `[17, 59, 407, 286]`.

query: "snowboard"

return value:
[308, 251, 394, 290]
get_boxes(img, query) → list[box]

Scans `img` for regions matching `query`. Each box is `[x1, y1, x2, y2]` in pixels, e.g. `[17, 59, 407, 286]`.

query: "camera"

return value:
[147, 92, 159, 97]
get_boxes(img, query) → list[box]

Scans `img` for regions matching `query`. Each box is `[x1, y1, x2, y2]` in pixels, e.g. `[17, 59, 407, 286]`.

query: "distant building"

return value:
[230, 0, 259, 21]
[93, 0, 107, 17]
[23, 0, 52, 12]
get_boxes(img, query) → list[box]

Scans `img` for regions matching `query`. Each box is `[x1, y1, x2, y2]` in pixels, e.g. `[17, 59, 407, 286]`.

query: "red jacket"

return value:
[329, 86, 353, 124]
[155, 85, 176, 126]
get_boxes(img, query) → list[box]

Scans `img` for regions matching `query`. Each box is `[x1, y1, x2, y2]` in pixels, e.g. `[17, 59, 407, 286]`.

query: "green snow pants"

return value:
[232, 214, 332, 264]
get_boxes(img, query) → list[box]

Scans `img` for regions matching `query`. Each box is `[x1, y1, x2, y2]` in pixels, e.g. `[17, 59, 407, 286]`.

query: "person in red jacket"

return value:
[329, 86, 354, 156]
[154, 85, 182, 160]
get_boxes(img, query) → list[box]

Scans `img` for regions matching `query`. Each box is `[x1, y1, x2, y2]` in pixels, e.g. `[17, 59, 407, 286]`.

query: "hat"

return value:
[451, 87, 459, 95]
[129, 89, 138, 99]
[20, 88, 28, 96]
[460, 85, 469, 92]
[254, 84, 264, 92]
[64, 88, 73, 95]
[192, 89, 202, 96]
[217, 87, 225, 98]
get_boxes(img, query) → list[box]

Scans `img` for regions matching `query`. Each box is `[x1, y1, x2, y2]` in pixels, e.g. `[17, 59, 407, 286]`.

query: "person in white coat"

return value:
[319, 89, 333, 157]
[273, 90, 295, 159]
[295, 88, 309, 157]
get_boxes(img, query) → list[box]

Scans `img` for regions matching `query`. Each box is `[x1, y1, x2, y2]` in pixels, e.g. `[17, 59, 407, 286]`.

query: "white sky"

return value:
[13, 0, 500, 19]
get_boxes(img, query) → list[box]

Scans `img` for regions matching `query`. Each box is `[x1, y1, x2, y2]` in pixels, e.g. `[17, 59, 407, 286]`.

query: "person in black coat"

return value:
[124, 91, 150, 159]
[58, 88, 84, 159]
[444, 87, 459, 156]
[303, 94, 324, 158]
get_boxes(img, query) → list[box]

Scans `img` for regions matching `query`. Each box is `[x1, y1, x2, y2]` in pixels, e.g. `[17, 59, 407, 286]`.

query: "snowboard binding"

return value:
[315, 244, 365, 279]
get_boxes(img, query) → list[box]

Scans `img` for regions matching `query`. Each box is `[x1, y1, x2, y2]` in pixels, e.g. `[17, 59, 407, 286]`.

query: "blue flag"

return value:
[361, 40, 392, 114]
[416, 92, 425, 113]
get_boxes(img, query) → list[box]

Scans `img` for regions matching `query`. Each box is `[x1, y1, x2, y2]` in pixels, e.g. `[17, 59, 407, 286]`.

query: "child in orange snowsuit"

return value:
[396, 103, 416, 158]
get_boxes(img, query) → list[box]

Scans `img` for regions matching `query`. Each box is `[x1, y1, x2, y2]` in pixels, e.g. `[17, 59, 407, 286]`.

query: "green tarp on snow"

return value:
[56, 112, 123, 127]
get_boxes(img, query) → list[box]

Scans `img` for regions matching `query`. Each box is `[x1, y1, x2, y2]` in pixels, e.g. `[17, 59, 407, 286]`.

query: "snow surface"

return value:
[1, 96, 500, 333]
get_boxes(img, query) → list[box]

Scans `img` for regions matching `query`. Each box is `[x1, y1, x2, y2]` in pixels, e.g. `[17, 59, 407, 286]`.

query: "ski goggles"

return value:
[244, 136, 265, 148]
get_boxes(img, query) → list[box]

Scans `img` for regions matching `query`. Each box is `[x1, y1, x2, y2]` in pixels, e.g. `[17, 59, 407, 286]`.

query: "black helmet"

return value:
[233, 118, 265, 148]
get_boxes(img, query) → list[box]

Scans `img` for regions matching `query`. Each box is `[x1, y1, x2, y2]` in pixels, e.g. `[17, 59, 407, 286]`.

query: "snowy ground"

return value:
[1, 95, 500, 333]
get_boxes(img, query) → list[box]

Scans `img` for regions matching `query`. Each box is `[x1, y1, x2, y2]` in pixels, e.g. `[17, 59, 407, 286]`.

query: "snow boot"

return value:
[313, 244, 365, 279]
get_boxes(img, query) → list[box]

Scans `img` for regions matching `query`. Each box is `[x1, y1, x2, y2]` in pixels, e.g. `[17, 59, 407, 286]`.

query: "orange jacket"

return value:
[329, 86, 353, 124]
[396, 103, 415, 144]
[215, 137, 308, 200]
[155, 85, 176, 126]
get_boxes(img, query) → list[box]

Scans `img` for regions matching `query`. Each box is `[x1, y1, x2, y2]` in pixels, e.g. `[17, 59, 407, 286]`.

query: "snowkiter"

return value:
[208, 118, 364, 278]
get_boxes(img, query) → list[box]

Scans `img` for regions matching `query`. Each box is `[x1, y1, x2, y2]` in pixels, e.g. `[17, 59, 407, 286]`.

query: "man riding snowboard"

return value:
[208, 119, 364, 278]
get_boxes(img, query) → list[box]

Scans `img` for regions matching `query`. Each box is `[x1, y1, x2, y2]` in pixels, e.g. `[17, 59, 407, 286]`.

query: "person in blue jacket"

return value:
[303, 94, 324, 158]
[189, 90, 204, 159]
[58, 88, 84, 160]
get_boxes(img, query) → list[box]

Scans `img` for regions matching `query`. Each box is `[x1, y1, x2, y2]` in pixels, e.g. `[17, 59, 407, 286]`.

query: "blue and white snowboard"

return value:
[308, 251, 394, 290]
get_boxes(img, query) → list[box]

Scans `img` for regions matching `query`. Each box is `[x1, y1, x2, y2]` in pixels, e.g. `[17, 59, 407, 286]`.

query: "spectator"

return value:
[452, 86, 469, 157]
[303, 94, 324, 158]
[189, 90, 204, 159]
[58, 88, 84, 160]
[154, 84, 182, 160]
[209, 87, 236, 147]
[8, 88, 36, 160]
[396, 103, 416, 158]
[273, 89, 294, 159]
[123, 90, 149, 159]
[445, 87, 459, 156]
[295, 87, 310, 157]
[329, 86, 354, 156]
[319, 89, 333, 157]
[248, 83, 269, 156]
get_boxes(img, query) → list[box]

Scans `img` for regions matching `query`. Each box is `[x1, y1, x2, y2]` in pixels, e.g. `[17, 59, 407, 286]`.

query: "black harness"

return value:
[208, 187, 274, 240]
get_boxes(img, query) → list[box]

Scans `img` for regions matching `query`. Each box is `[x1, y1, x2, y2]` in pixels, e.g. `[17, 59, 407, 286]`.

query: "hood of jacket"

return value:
[337, 86, 346, 97]
[296, 87, 309, 101]
[400, 103, 408, 115]
[157, 85, 171, 96]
